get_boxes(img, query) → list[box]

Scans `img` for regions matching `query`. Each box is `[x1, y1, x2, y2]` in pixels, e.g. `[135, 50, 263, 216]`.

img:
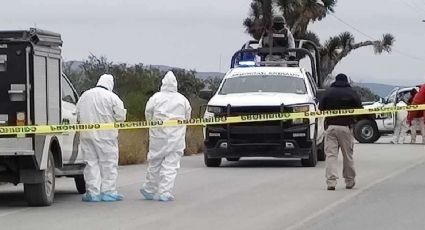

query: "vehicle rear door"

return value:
[61, 75, 80, 164]
[382, 88, 399, 130]
[0, 43, 29, 129]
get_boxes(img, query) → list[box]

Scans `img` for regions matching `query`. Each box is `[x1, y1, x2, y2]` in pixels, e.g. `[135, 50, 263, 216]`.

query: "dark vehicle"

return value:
[0, 28, 85, 206]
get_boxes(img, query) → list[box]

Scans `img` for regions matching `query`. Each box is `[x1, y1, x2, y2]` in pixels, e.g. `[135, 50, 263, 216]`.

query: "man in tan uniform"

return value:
[319, 74, 362, 190]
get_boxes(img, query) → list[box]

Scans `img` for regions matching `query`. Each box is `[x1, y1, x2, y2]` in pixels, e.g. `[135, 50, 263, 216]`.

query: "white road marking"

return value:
[285, 158, 425, 230]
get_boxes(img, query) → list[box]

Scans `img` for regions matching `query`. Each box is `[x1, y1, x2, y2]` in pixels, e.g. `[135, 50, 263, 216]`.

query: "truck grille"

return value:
[213, 106, 296, 144]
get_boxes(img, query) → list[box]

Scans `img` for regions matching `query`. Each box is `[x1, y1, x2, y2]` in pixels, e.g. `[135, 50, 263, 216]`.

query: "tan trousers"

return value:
[325, 125, 356, 187]
[410, 117, 425, 144]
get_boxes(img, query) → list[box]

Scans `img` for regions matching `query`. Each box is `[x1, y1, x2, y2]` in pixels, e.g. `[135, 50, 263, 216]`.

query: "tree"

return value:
[243, 0, 395, 84]
[352, 86, 380, 102]
[205, 76, 223, 94]
[171, 69, 205, 98]
[64, 56, 205, 120]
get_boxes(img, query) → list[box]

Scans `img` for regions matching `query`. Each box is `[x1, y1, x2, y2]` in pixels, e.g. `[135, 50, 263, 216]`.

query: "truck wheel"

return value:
[226, 157, 240, 162]
[74, 175, 86, 194]
[354, 120, 380, 143]
[317, 140, 326, 161]
[204, 152, 221, 167]
[301, 143, 318, 167]
[24, 150, 55, 206]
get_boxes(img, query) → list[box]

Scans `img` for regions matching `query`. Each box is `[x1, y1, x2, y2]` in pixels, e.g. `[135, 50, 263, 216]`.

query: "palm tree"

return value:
[275, 0, 336, 36]
[319, 32, 394, 85]
[243, 0, 395, 85]
[243, 0, 274, 40]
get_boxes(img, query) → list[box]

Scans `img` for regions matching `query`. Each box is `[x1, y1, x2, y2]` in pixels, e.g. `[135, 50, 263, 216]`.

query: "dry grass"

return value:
[118, 129, 149, 165]
[184, 127, 205, 156]
[118, 127, 204, 165]
[118, 96, 207, 165]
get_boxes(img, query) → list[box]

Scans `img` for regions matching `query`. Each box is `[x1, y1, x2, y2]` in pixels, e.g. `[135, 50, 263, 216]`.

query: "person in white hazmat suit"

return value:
[391, 100, 409, 144]
[77, 74, 127, 202]
[140, 71, 191, 202]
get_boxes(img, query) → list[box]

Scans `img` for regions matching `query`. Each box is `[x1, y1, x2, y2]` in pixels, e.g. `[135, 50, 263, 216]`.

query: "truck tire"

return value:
[204, 152, 222, 167]
[301, 143, 318, 167]
[354, 120, 380, 143]
[317, 140, 326, 161]
[226, 157, 240, 162]
[24, 150, 55, 206]
[74, 175, 86, 194]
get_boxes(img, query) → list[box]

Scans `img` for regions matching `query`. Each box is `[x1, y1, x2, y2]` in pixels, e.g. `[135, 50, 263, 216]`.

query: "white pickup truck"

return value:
[353, 86, 417, 143]
[0, 28, 85, 206]
[203, 41, 325, 167]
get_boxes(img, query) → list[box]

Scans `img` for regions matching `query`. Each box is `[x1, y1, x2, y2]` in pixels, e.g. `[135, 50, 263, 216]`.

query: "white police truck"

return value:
[353, 86, 418, 143]
[203, 40, 325, 167]
[0, 28, 85, 206]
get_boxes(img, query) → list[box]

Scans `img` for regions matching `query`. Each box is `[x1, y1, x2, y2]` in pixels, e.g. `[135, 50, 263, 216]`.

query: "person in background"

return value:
[77, 74, 127, 202]
[319, 74, 362, 191]
[260, 16, 296, 62]
[407, 87, 425, 144]
[140, 71, 192, 202]
[261, 16, 295, 50]
[391, 97, 409, 144]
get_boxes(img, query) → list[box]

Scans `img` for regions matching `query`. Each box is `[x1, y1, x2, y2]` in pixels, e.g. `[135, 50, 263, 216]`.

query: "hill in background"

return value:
[64, 61, 402, 100]
[356, 83, 404, 98]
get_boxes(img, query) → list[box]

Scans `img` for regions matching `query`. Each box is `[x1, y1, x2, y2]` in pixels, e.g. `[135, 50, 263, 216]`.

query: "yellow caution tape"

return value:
[0, 104, 424, 136]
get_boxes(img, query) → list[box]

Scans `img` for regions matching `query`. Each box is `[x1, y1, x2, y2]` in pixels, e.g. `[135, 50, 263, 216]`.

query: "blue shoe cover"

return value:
[158, 193, 175, 202]
[82, 193, 101, 202]
[140, 189, 155, 200]
[101, 193, 124, 202]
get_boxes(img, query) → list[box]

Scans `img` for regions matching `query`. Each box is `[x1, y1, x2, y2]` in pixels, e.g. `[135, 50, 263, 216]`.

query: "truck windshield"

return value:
[219, 75, 307, 95]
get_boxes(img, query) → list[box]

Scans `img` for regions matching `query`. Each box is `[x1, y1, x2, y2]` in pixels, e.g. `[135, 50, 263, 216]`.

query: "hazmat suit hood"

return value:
[143, 70, 192, 199]
[160, 71, 178, 93]
[97, 74, 114, 91]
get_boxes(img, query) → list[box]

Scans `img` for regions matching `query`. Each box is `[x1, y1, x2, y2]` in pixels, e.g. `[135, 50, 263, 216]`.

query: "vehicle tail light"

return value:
[16, 112, 25, 126]
[16, 112, 26, 138]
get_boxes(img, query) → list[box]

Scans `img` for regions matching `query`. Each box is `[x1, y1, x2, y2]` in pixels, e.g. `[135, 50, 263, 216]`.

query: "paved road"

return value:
[0, 137, 424, 230]
[304, 161, 425, 230]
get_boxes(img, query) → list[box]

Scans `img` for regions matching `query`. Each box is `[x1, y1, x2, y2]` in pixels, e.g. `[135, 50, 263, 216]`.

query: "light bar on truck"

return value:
[238, 61, 256, 67]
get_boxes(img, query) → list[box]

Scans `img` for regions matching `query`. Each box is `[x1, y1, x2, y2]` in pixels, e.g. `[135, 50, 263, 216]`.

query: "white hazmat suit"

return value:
[392, 101, 409, 144]
[77, 74, 127, 201]
[141, 71, 191, 201]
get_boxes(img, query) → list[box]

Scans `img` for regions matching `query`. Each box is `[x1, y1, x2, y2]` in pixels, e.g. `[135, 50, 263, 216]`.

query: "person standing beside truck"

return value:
[407, 88, 425, 144]
[319, 74, 362, 191]
[140, 71, 191, 202]
[391, 98, 409, 144]
[77, 74, 127, 202]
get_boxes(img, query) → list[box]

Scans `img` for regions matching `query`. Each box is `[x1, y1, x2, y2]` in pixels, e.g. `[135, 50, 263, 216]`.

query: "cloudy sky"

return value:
[2, 0, 425, 85]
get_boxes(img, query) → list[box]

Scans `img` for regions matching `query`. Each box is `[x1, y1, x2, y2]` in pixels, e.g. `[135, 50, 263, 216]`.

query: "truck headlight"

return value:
[207, 106, 224, 115]
[292, 105, 310, 113]
[204, 106, 224, 119]
[292, 105, 310, 124]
